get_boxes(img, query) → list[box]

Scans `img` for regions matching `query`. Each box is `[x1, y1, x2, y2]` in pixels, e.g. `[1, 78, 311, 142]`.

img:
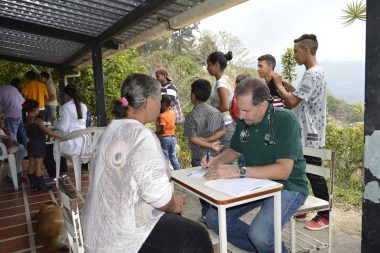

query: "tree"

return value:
[137, 36, 171, 54]
[280, 48, 297, 82]
[341, 0, 366, 26]
[138, 24, 198, 56]
[171, 23, 199, 55]
[196, 30, 253, 67]
[196, 30, 218, 62]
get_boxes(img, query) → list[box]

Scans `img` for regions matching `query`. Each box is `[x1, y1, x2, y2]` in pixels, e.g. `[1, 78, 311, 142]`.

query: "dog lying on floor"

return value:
[33, 201, 69, 250]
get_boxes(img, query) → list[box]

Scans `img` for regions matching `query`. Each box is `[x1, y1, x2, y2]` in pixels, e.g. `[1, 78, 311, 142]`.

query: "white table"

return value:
[171, 167, 283, 253]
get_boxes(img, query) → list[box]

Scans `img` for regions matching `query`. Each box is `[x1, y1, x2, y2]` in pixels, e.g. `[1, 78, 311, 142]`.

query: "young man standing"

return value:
[257, 54, 295, 108]
[273, 34, 329, 230]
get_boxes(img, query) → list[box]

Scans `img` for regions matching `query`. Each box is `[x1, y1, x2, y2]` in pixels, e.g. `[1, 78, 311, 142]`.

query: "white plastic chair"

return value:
[289, 147, 335, 253]
[0, 142, 19, 191]
[58, 178, 85, 253]
[54, 127, 105, 191]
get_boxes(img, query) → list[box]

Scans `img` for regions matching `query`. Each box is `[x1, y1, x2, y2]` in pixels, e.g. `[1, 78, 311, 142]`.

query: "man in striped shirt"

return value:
[257, 54, 295, 108]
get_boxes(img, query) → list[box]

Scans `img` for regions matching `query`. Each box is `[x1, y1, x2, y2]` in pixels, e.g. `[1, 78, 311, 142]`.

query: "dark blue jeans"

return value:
[205, 191, 307, 253]
[159, 136, 181, 170]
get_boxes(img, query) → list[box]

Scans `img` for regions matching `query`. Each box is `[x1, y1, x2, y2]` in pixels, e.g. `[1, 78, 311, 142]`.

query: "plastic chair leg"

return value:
[72, 156, 81, 192]
[54, 142, 61, 188]
[290, 215, 296, 253]
[8, 154, 19, 191]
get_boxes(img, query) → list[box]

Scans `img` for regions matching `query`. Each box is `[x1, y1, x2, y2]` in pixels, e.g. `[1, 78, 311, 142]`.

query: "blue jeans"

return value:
[159, 136, 181, 170]
[205, 190, 307, 253]
[5, 117, 29, 149]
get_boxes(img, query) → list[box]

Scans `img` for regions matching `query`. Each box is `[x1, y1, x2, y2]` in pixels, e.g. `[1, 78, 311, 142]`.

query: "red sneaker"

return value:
[305, 216, 329, 230]
[294, 213, 308, 222]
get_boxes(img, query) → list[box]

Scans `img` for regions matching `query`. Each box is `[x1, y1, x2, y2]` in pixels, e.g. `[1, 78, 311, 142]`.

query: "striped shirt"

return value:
[184, 103, 224, 160]
[268, 79, 285, 108]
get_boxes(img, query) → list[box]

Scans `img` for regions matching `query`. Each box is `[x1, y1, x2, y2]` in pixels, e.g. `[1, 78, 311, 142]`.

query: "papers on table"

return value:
[187, 166, 207, 179]
[204, 178, 278, 197]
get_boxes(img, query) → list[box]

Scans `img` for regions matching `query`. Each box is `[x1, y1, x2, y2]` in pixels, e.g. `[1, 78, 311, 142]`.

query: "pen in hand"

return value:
[206, 149, 210, 168]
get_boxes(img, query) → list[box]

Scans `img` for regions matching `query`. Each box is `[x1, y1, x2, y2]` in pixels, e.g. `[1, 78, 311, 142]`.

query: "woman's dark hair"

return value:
[23, 99, 39, 112]
[64, 84, 83, 119]
[113, 73, 161, 119]
[112, 101, 126, 119]
[161, 94, 172, 107]
[191, 79, 212, 102]
[207, 51, 233, 70]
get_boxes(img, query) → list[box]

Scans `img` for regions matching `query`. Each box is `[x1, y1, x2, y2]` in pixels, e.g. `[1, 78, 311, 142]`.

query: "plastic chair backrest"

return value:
[0, 142, 9, 160]
[58, 178, 85, 253]
[79, 127, 104, 163]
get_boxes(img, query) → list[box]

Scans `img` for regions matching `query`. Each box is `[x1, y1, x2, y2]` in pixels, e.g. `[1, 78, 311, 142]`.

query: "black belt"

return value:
[160, 135, 175, 138]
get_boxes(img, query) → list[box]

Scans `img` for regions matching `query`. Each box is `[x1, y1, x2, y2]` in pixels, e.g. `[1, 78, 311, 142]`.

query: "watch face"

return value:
[239, 167, 246, 177]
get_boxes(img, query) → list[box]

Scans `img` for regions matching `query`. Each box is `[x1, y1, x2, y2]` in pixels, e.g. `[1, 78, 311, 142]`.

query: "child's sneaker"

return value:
[294, 213, 308, 221]
[305, 215, 329, 230]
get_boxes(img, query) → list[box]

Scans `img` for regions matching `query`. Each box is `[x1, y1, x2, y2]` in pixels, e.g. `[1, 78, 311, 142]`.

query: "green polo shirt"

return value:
[230, 105, 308, 196]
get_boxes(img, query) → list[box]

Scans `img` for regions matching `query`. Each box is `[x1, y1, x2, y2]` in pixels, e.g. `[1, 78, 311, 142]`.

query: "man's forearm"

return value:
[246, 159, 293, 180]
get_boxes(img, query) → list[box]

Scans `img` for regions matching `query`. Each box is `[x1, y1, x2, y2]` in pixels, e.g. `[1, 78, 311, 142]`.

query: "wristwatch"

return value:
[239, 166, 247, 178]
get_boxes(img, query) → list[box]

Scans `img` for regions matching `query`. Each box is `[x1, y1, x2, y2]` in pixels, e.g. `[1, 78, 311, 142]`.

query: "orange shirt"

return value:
[22, 80, 48, 109]
[158, 109, 176, 137]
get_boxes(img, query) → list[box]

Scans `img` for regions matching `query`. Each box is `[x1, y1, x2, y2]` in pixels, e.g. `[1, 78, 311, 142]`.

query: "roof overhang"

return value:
[0, 0, 247, 70]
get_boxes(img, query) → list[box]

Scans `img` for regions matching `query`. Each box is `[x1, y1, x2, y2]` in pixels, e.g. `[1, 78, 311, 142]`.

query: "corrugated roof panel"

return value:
[0, 0, 144, 36]
[0, 0, 241, 67]
[0, 27, 83, 64]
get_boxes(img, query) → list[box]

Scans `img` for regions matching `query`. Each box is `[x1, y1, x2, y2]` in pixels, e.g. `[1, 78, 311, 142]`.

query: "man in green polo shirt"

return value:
[202, 78, 308, 253]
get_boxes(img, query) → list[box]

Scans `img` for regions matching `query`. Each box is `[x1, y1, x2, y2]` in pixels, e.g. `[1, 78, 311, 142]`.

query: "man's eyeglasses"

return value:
[239, 125, 250, 143]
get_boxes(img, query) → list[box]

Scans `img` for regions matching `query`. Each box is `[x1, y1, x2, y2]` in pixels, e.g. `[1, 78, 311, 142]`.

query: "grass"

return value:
[334, 186, 362, 207]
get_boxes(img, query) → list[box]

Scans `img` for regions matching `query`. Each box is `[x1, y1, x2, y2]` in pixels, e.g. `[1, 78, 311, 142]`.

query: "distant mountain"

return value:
[289, 61, 365, 104]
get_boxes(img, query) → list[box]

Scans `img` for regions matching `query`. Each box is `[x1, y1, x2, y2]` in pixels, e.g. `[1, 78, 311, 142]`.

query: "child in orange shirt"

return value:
[156, 95, 181, 170]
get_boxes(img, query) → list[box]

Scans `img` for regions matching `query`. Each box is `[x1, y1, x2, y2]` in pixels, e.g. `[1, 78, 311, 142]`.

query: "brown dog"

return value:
[34, 201, 69, 250]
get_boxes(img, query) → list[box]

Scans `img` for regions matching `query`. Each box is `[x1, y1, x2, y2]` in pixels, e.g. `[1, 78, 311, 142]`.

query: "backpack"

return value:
[229, 95, 239, 121]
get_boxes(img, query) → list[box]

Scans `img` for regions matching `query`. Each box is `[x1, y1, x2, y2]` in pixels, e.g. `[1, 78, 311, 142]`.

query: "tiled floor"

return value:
[0, 160, 88, 253]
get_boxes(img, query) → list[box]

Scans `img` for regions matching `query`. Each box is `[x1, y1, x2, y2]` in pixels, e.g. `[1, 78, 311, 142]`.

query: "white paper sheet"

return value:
[204, 178, 278, 197]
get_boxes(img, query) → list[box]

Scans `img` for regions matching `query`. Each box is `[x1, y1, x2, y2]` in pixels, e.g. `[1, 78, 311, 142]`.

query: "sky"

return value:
[198, 0, 366, 63]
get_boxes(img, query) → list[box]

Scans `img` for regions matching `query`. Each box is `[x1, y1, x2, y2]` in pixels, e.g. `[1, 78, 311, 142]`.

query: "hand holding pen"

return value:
[201, 149, 212, 169]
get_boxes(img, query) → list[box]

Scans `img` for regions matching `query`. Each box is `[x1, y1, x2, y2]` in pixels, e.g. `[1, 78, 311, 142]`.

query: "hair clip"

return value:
[120, 97, 129, 107]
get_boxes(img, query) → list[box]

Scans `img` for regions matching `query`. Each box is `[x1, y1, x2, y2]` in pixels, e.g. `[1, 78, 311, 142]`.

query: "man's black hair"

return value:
[258, 54, 276, 70]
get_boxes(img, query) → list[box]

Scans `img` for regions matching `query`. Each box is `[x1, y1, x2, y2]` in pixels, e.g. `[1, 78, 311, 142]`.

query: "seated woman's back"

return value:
[81, 119, 171, 252]
[55, 84, 87, 156]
